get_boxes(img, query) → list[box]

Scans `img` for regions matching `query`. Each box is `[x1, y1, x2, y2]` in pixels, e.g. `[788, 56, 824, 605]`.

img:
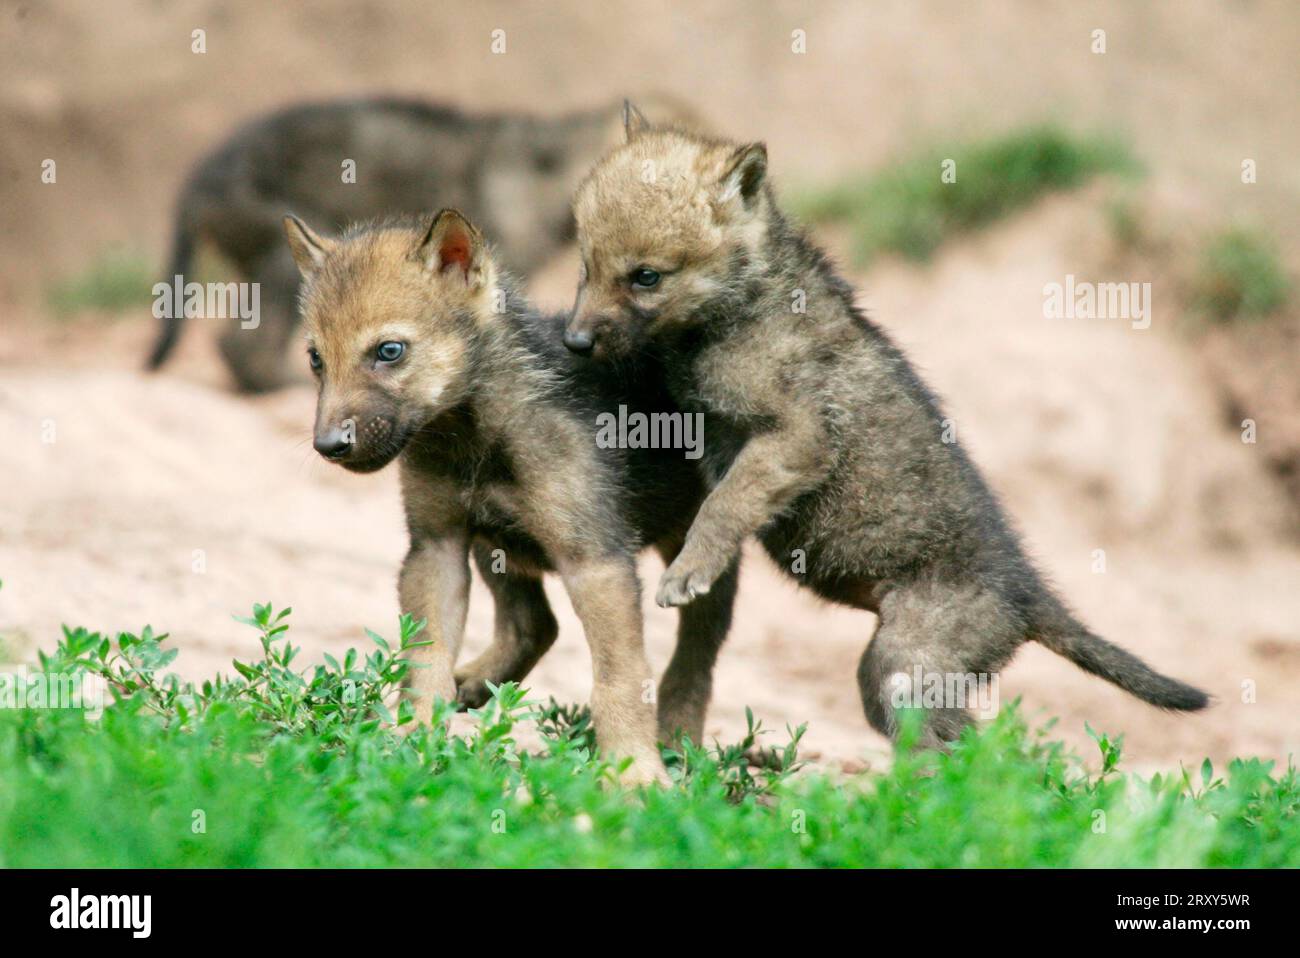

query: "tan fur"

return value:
[285, 209, 736, 783]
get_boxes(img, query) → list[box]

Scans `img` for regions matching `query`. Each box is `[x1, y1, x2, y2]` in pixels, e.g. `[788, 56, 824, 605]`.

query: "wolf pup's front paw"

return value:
[656, 546, 729, 608]
[617, 755, 672, 788]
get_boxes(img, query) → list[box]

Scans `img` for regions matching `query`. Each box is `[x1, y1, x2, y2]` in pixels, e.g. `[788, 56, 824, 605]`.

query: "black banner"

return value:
[0, 868, 1285, 942]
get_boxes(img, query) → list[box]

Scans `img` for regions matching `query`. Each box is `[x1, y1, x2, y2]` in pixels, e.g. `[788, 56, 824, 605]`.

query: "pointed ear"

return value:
[622, 99, 651, 142]
[283, 214, 334, 276]
[416, 209, 487, 288]
[717, 143, 768, 209]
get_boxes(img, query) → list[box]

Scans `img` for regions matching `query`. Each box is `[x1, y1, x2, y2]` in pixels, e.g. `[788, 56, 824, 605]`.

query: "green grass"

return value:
[791, 125, 1141, 266]
[1191, 227, 1290, 324]
[0, 603, 1296, 868]
[46, 246, 155, 316]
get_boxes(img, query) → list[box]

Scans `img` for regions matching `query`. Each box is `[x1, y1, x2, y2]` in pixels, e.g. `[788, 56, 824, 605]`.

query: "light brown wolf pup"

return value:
[284, 208, 737, 784]
[562, 106, 1209, 748]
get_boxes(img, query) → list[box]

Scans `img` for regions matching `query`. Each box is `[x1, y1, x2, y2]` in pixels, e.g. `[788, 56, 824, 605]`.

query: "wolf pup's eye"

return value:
[308, 347, 322, 372]
[630, 267, 661, 289]
[376, 341, 405, 363]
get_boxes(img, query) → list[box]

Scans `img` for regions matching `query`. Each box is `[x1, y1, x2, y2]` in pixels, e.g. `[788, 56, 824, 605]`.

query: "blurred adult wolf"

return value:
[563, 106, 1210, 749]
[148, 94, 697, 392]
[284, 207, 735, 784]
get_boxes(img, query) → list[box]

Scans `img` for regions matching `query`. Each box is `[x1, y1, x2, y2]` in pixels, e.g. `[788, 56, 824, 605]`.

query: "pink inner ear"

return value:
[439, 233, 472, 274]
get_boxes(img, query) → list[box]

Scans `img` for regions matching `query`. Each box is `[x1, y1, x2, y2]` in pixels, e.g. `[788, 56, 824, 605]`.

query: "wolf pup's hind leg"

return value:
[857, 579, 1022, 749]
[655, 544, 739, 747]
[454, 545, 560, 709]
[217, 245, 304, 393]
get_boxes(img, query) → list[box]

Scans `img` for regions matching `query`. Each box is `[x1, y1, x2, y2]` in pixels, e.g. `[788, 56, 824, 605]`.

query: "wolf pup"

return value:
[284, 208, 736, 783]
[563, 107, 1209, 748]
[150, 94, 697, 393]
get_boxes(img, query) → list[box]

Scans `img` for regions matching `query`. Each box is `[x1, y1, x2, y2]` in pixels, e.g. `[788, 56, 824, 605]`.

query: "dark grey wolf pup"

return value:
[563, 108, 1209, 748]
[150, 94, 695, 392]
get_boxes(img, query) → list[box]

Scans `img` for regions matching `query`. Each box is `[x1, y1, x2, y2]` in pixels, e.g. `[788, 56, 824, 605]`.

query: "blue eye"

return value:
[308, 347, 322, 371]
[630, 267, 661, 289]
[376, 341, 405, 363]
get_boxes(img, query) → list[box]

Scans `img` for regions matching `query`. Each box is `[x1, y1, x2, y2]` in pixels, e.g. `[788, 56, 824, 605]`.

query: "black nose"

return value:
[313, 428, 352, 460]
[563, 327, 594, 353]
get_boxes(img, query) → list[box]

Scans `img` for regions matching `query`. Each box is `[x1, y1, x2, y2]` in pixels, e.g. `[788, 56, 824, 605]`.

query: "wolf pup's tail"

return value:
[145, 212, 198, 371]
[1032, 601, 1209, 711]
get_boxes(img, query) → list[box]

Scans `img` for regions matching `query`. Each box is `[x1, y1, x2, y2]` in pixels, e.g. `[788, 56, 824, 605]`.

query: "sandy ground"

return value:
[4, 189, 1299, 773]
[2, 1, 1299, 774]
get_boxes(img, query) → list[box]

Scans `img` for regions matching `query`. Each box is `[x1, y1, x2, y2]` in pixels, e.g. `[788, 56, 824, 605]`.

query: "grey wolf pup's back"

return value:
[565, 109, 1209, 748]
[148, 94, 698, 392]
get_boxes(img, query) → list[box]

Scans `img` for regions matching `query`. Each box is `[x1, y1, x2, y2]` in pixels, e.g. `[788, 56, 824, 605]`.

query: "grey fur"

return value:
[568, 127, 1210, 748]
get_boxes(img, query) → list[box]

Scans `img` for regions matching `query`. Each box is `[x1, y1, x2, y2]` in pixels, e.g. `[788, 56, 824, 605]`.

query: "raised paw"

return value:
[656, 548, 728, 608]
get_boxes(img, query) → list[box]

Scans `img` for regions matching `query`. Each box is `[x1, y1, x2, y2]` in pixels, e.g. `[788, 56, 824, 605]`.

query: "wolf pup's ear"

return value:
[622, 99, 651, 142]
[417, 209, 488, 290]
[717, 142, 768, 210]
[283, 214, 335, 276]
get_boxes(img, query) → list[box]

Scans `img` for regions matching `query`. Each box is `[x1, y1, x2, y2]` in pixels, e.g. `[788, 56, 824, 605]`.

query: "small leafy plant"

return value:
[45, 604, 433, 747]
[1191, 227, 1290, 324]
[46, 247, 156, 316]
[792, 125, 1140, 266]
[0, 602, 1296, 868]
